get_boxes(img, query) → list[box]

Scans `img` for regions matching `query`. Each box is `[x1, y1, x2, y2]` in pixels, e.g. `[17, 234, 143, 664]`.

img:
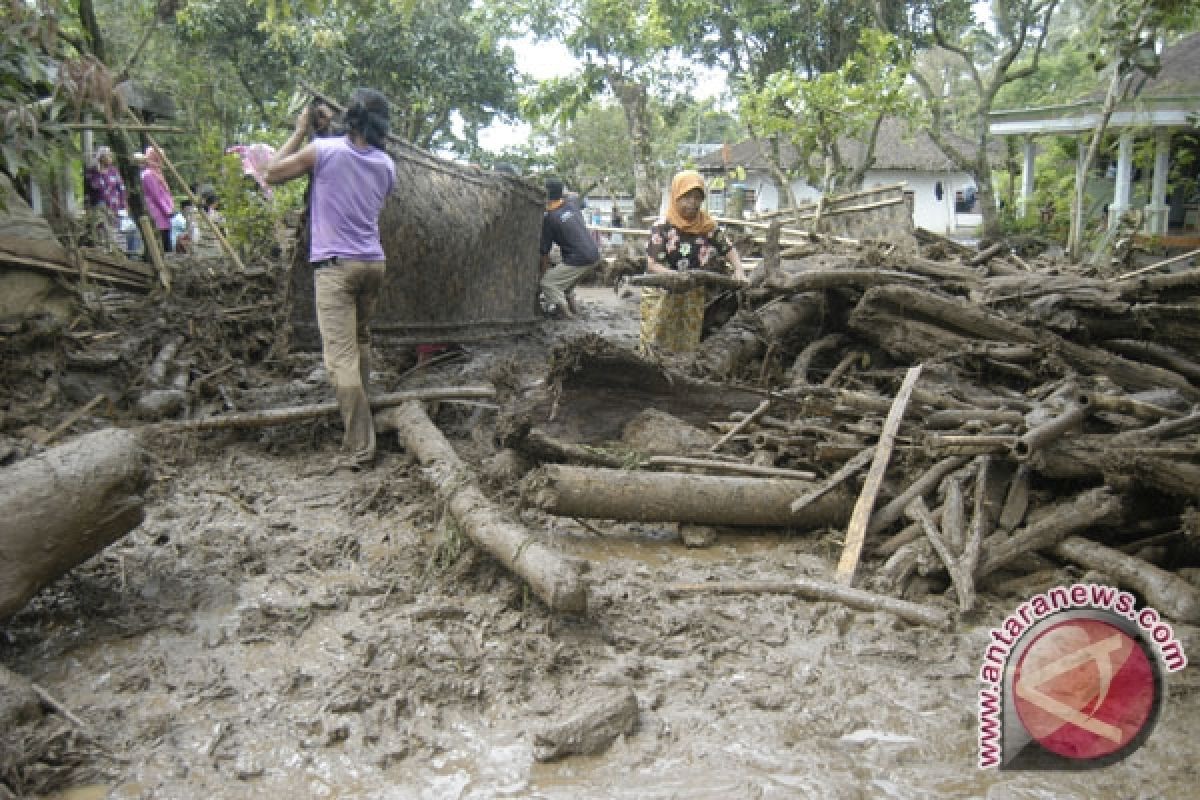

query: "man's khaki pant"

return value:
[540, 261, 597, 313]
[314, 259, 385, 466]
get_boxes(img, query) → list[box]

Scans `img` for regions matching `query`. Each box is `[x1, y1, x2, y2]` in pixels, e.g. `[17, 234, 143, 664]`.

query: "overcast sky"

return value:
[478, 36, 728, 153]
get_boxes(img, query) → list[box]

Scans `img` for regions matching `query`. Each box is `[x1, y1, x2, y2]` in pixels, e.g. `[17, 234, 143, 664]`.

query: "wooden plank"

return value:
[835, 364, 923, 586]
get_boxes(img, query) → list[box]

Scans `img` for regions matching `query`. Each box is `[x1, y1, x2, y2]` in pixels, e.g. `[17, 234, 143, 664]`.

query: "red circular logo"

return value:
[1012, 618, 1156, 761]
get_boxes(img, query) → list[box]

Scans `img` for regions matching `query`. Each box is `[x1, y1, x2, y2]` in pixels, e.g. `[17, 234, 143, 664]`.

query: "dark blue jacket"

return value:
[540, 200, 600, 266]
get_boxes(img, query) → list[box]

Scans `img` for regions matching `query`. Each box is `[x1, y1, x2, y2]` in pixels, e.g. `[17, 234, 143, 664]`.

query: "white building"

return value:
[694, 118, 1001, 235]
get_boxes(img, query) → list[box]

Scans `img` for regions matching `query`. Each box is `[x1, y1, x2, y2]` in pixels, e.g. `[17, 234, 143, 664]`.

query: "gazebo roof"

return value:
[989, 31, 1200, 136]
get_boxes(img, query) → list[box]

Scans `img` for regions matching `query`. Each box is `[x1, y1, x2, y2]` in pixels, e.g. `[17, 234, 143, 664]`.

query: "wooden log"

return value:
[524, 465, 851, 528]
[925, 434, 1017, 456]
[997, 463, 1032, 532]
[968, 242, 1006, 267]
[906, 497, 975, 613]
[923, 409, 1025, 430]
[866, 455, 969, 536]
[663, 578, 950, 629]
[961, 456, 992, 584]
[836, 364, 923, 585]
[1116, 247, 1200, 281]
[0, 429, 148, 620]
[1101, 339, 1200, 384]
[150, 385, 496, 433]
[1012, 401, 1090, 460]
[1053, 536, 1200, 624]
[712, 399, 770, 453]
[789, 333, 849, 386]
[379, 402, 587, 613]
[137, 214, 169, 290]
[694, 293, 826, 378]
[941, 476, 966, 554]
[790, 446, 875, 514]
[644, 456, 815, 481]
[1030, 436, 1200, 499]
[514, 428, 630, 469]
[977, 488, 1126, 578]
[763, 268, 930, 295]
[856, 285, 1200, 398]
[1089, 392, 1182, 421]
[627, 270, 747, 293]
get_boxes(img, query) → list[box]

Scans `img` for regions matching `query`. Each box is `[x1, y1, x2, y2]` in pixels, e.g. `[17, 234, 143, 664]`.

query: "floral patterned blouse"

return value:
[84, 164, 127, 215]
[647, 221, 735, 273]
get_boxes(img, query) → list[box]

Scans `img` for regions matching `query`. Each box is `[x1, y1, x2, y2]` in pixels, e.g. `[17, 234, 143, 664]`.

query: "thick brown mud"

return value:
[3, 289, 1198, 800]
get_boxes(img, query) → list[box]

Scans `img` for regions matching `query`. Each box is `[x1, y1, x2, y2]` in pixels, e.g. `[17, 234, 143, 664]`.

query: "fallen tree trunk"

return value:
[978, 487, 1126, 578]
[149, 385, 496, 434]
[694, 292, 827, 378]
[378, 402, 587, 613]
[1053, 536, 1200, 624]
[0, 429, 148, 620]
[663, 578, 950, 629]
[524, 465, 851, 528]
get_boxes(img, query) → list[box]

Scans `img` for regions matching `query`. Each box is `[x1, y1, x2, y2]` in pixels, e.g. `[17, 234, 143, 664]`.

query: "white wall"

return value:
[743, 167, 980, 234]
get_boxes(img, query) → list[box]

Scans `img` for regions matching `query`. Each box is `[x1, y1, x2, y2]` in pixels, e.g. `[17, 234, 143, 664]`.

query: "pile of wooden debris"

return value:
[508, 229, 1200, 628]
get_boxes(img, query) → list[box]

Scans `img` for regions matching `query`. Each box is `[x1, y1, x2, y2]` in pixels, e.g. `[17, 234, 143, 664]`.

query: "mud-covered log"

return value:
[379, 402, 587, 613]
[1012, 401, 1090, 460]
[854, 284, 1200, 398]
[977, 487, 1126, 578]
[764, 268, 930, 294]
[866, 455, 969, 536]
[1029, 435, 1200, 499]
[627, 270, 746, 292]
[0, 429, 148, 620]
[694, 292, 827, 378]
[152, 386, 495, 434]
[524, 465, 851, 528]
[1053, 536, 1200, 624]
[664, 577, 950, 629]
[789, 333, 849, 386]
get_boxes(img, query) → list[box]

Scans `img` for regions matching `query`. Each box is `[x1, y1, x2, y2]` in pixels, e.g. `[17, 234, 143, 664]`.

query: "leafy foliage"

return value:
[736, 29, 915, 190]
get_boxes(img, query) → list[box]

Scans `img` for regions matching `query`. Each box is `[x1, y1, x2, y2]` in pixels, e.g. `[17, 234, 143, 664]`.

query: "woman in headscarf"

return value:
[83, 146, 127, 249]
[139, 146, 175, 256]
[641, 170, 745, 354]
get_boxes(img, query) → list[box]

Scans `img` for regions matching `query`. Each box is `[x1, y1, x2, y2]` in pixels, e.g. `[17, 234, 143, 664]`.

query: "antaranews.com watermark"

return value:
[978, 583, 1187, 770]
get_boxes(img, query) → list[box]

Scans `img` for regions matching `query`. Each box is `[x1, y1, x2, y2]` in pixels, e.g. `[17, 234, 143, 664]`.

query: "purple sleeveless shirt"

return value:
[309, 136, 396, 263]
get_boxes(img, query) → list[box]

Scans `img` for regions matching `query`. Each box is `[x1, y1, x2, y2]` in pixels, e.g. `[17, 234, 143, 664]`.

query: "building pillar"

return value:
[1145, 128, 1171, 235]
[1109, 130, 1134, 226]
[1020, 135, 1036, 215]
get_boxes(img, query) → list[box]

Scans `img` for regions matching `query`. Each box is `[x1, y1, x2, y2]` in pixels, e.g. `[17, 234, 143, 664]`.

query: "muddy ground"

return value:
[2, 286, 1199, 800]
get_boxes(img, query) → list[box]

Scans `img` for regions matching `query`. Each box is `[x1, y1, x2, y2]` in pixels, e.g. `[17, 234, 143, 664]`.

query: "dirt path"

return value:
[3, 288, 1198, 799]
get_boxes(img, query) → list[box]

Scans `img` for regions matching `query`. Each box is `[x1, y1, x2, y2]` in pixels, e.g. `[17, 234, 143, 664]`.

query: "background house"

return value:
[694, 118, 1001, 236]
[989, 31, 1200, 245]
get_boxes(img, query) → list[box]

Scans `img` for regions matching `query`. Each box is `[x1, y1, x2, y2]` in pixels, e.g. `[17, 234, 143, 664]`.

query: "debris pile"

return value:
[512, 230, 1200, 624]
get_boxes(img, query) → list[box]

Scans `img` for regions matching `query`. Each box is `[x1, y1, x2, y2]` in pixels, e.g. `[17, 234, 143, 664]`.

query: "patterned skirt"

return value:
[639, 287, 706, 354]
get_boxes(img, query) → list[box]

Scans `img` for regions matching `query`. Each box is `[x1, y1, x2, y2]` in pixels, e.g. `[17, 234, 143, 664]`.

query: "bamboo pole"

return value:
[134, 123, 248, 273]
[150, 385, 496, 434]
[835, 364, 924, 586]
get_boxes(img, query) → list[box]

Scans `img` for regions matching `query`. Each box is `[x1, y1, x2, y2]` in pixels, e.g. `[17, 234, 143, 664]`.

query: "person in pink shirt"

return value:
[139, 146, 174, 256]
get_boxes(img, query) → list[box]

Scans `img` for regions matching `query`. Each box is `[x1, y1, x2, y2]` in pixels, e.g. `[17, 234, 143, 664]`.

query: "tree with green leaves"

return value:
[661, 0, 911, 209]
[1064, 0, 1198, 259]
[735, 29, 915, 203]
[879, 0, 1063, 239]
[502, 0, 694, 222]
